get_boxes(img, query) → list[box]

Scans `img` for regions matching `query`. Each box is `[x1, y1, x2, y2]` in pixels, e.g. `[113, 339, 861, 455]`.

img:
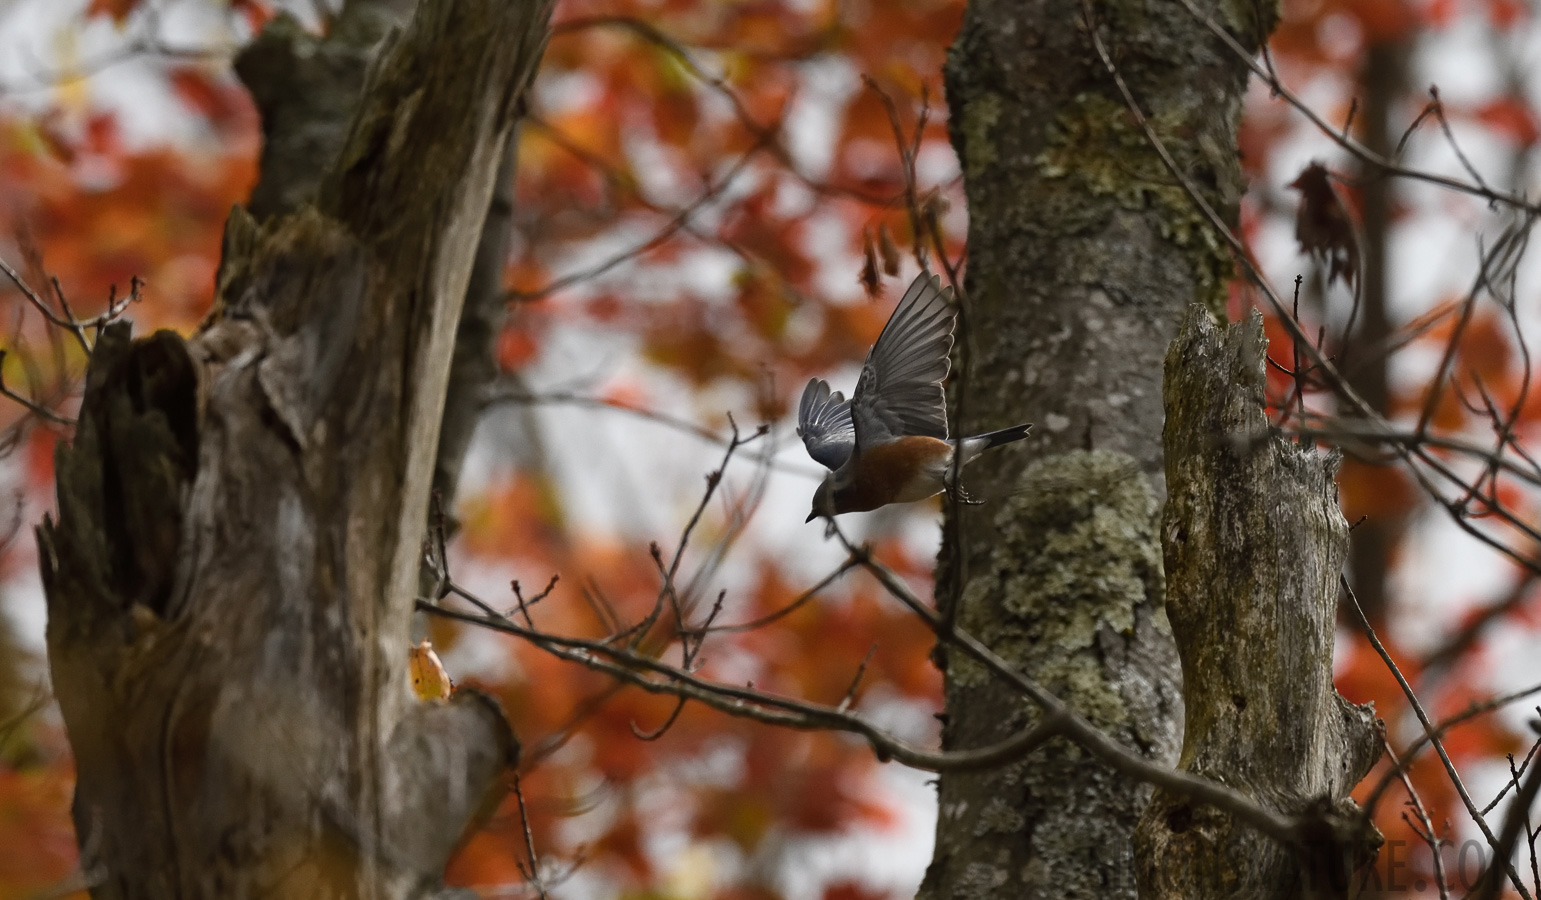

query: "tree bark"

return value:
[922, 2, 1271, 897]
[235, 0, 519, 522]
[1135, 308, 1381, 898]
[38, 2, 554, 897]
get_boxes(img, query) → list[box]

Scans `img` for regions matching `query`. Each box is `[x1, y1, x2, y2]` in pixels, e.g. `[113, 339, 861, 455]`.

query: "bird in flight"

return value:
[797, 270, 1031, 521]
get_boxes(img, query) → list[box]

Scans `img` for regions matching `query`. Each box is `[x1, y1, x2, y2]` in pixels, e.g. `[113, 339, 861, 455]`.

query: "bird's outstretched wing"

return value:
[851, 271, 954, 448]
[797, 377, 856, 471]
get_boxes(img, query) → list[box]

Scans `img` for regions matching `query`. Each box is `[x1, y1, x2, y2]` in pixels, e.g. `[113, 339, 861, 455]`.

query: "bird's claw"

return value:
[949, 485, 985, 506]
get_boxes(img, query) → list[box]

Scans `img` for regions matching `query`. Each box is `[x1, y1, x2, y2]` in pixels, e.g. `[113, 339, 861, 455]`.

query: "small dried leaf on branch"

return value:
[860, 228, 880, 298]
[878, 224, 901, 276]
[1288, 161, 1360, 289]
[410, 639, 454, 702]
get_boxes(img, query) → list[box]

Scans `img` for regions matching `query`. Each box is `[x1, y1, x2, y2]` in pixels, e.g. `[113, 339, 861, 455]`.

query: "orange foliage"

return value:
[0, 761, 80, 899]
[84, 0, 139, 24]
[823, 882, 897, 900]
[1474, 97, 1541, 146]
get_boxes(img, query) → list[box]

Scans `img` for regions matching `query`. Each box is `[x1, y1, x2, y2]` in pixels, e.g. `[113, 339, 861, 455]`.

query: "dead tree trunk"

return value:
[38, 2, 554, 896]
[1135, 308, 1382, 898]
[235, 0, 518, 519]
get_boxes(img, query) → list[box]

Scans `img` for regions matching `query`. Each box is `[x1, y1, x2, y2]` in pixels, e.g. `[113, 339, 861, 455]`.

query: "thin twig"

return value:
[420, 597, 1065, 773]
[1384, 736, 1450, 900]
[1089, 3, 1541, 576]
[1344, 578, 1532, 900]
[693, 555, 859, 634]
[483, 383, 820, 478]
[0, 351, 74, 426]
[836, 643, 877, 713]
[511, 772, 549, 900]
[1175, 0, 1541, 215]
[1474, 738, 1541, 900]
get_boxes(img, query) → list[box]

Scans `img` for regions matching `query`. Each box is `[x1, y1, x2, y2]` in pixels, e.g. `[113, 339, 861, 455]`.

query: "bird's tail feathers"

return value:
[965, 423, 1031, 452]
[953, 423, 1031, 467]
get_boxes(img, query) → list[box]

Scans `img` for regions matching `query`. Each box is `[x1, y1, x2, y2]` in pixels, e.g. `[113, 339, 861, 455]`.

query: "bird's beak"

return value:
[805, 510, 818, 523]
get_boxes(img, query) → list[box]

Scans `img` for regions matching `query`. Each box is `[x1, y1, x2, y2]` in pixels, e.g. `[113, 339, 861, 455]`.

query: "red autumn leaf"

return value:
[1487, 0, 1527, 27]
[594, 381, 644, 417]
[653, 88, 701, 149]
[496, 323, 540, 370]
[84, 0, 140, 24]
[444, 825, 530, 887]
[1439, 709, 1522, 760]
[860, 228, 880, 298]
[1459, 313, 1513, 386]
[1337, 457, 1418, 522]
[1424, 0, 1457, 27]
[823, 882, 895, 900]
[877, 223, 901, 276]
[1335, 631, 1420, 712]
[1473, 97, 1540, 145]
[166, 67, 257, 137]
[231, 0, 276, 33]
[584, 293, 623, 323]
[22, 427, 59, 495]
[1350, 0, 1417, 42]
[641, 300, 748, 385]
[593, 812, 654, 878]
[719, 190, 814, 286]
[83, 112, 123, 158]
[169, 68, 225, 119]
[34, 112, 76, 165]
[734, 274, 796, 342]
[0, 763, 80, 892]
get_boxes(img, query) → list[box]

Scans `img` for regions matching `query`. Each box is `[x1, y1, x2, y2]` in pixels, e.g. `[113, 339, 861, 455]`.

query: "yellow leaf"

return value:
[409, 639, 452, 701]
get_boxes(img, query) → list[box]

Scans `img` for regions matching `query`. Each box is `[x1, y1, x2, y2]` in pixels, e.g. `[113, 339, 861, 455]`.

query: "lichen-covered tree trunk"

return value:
[38, 2, 554, 897]
[922, 2, 1272, 897]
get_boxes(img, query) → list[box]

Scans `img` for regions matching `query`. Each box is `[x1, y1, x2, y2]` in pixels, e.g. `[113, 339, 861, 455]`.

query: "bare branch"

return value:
[419, 597, 1063, 773]
[511, 773, 550, 900]
[1474, 737, 1541, 900]
[0, 5, 228, 97]
[1384, 737, 1451, 900]
[1345, 578, 1532, 899]
[483, 381, 821, 478]
[1175, 0, 1541, 215]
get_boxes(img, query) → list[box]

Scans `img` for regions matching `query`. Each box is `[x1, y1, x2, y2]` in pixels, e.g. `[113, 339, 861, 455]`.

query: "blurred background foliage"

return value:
[2, 0, 1541, 897]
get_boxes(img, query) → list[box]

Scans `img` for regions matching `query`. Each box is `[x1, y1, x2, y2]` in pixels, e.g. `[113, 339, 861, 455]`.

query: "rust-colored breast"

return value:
[838, 436, 953, 512]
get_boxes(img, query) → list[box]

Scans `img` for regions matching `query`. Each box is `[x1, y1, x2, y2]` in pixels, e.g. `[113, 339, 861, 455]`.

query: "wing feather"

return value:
[797, 377, 856, 471]
[852, 271, 955, 447]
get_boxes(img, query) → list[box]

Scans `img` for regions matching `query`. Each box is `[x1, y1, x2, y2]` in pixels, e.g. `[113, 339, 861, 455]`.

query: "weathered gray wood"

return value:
[432, 141, 518, 521]
[1134, 307, 1382, 899]
[38, 2, 554, 897]
[237, 0, 521, 562]
[236, 2, 423, 223]
[923, 1, 1270, 896]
